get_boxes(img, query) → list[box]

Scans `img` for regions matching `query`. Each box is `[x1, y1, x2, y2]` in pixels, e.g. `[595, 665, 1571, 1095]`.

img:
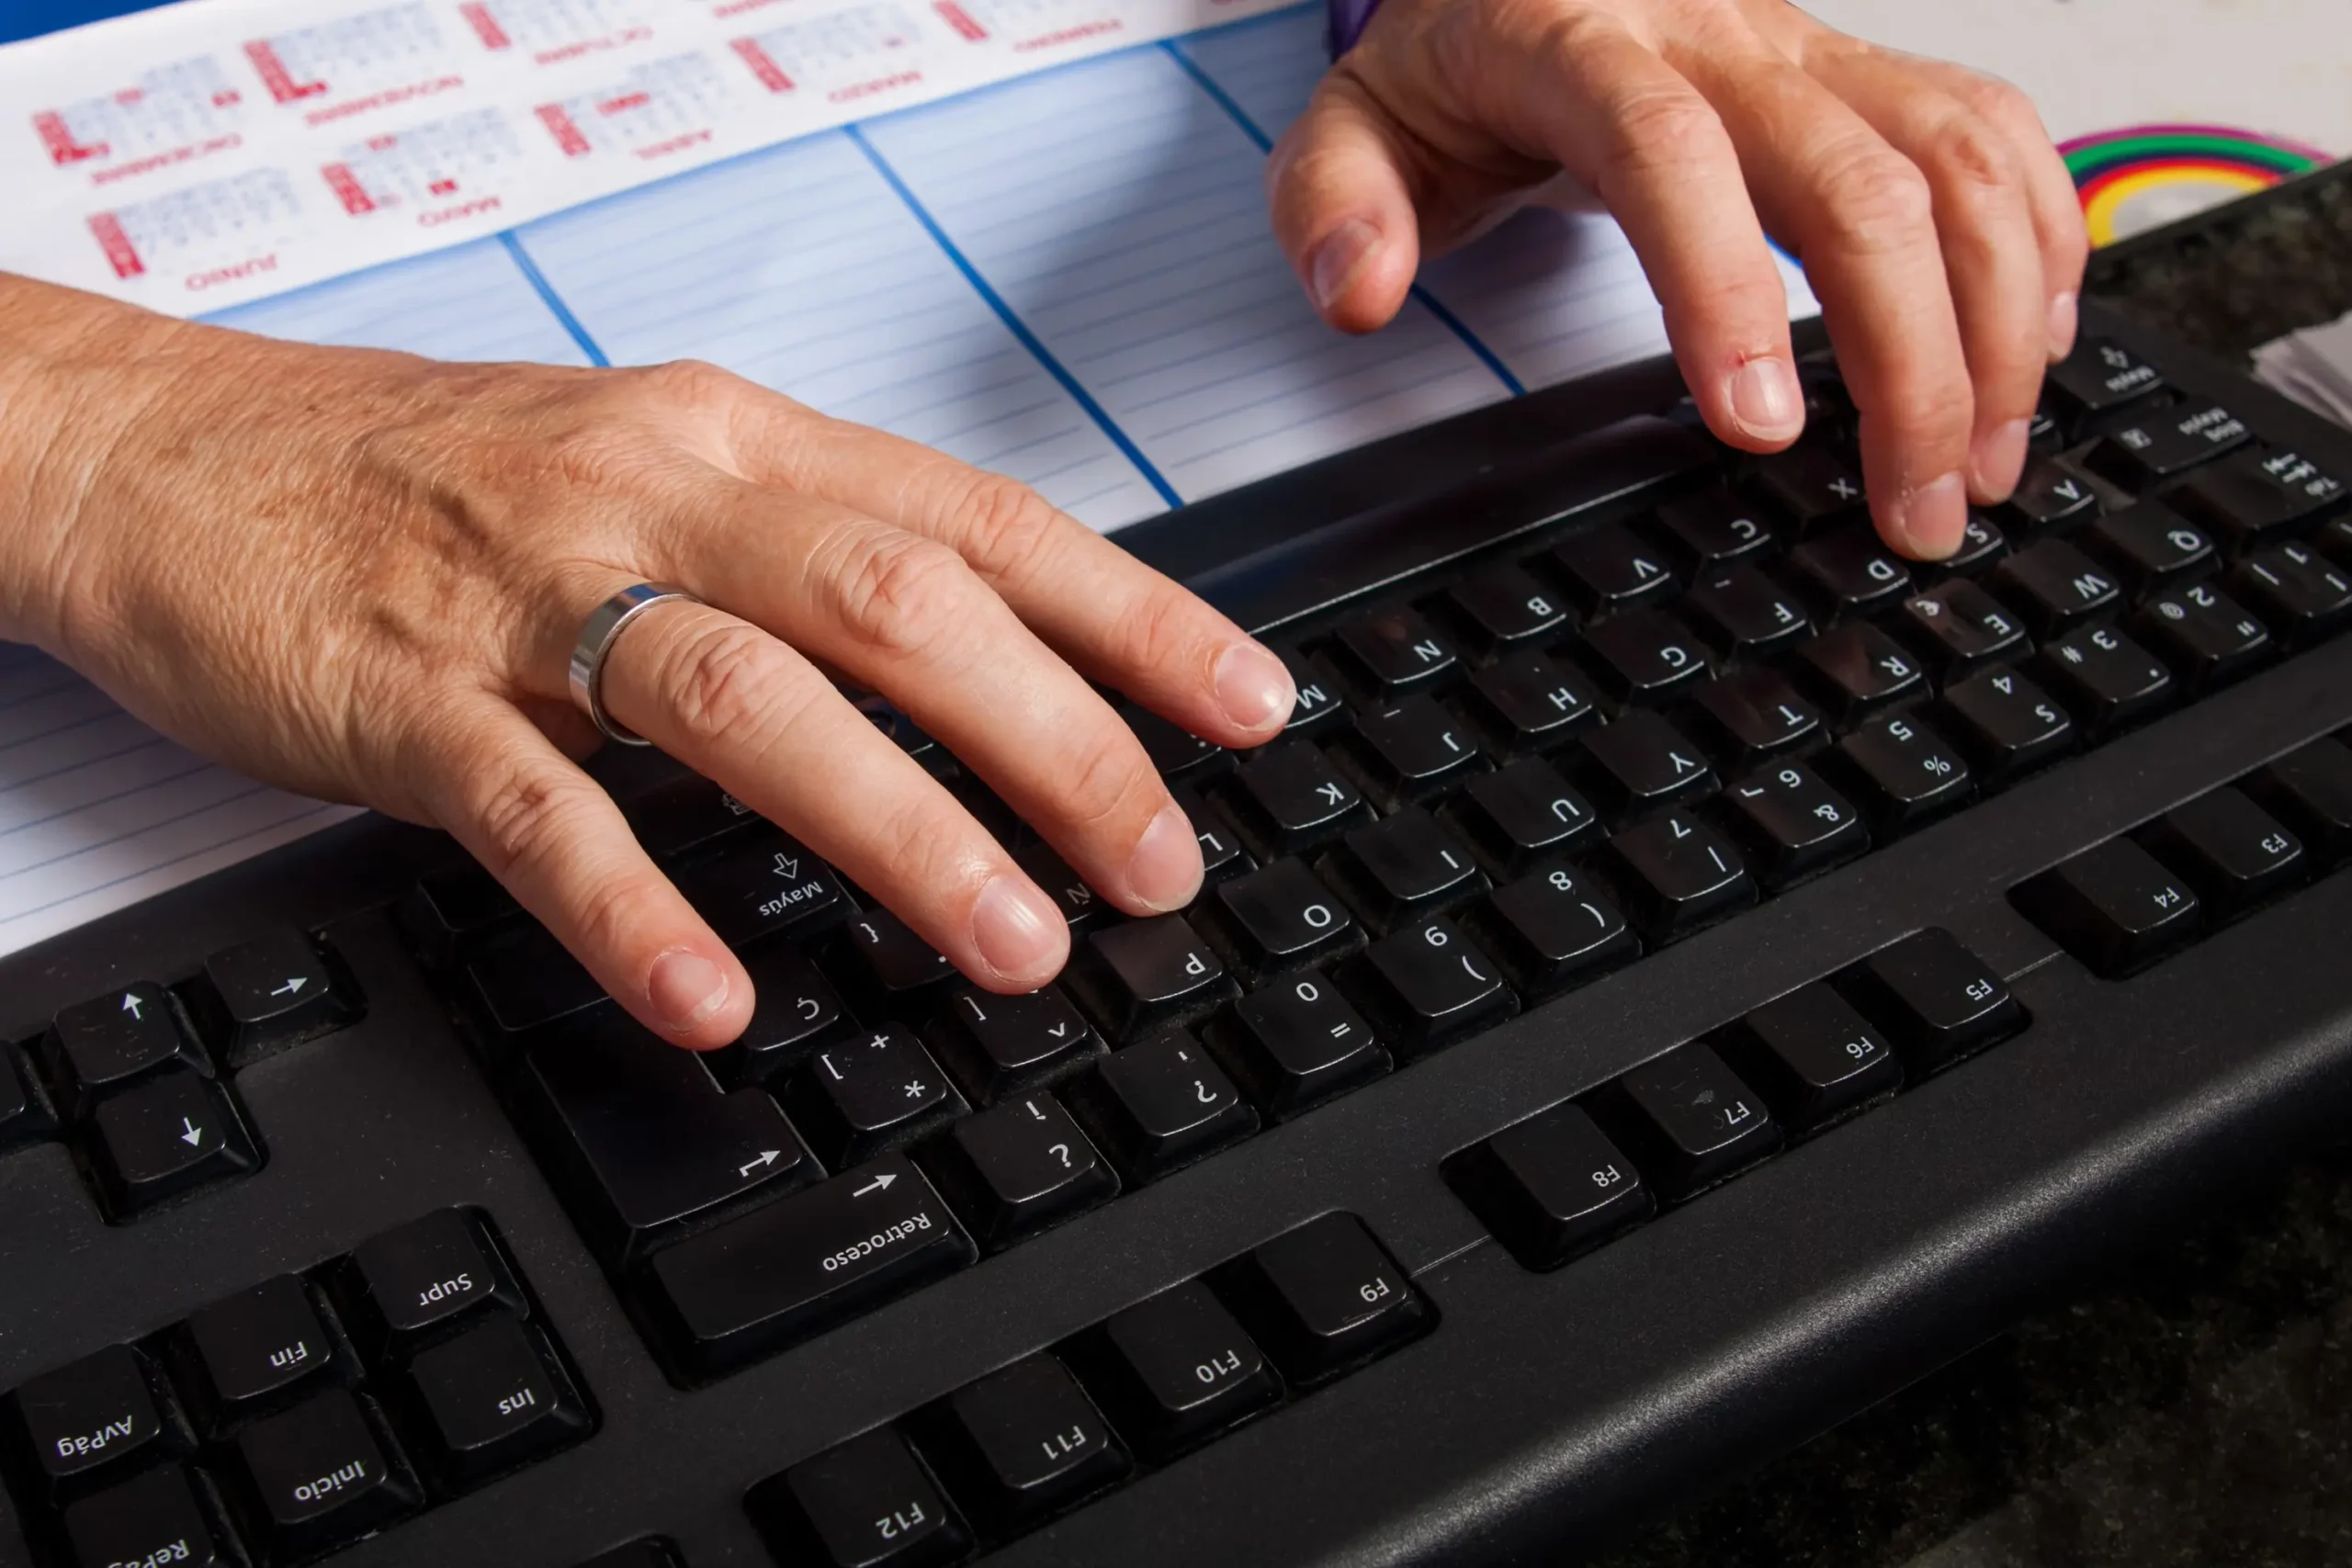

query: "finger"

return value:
[420, 695, 752, 1049]
[1263, 72, 1429, 333]
[717, 402, 1293, 748]
[1801, 46, 2046, 504]
[1670, 32, 1973, 558]
[595, 594, 1075, 992]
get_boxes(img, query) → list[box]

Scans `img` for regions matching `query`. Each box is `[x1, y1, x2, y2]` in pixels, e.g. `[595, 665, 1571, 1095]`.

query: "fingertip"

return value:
[1879, 471, 1968, 560]
[1303, 216, 1410, 333]
[1121, 802, 1204, 915]
[1211, 640, 1295, 739]
[1967, 418, 2031, 506]
[2047, 289, 2079, 363]
[647, 944, 751, 1048]
[969, 873, 1070, 992]
[1716, 355, 1807, 451]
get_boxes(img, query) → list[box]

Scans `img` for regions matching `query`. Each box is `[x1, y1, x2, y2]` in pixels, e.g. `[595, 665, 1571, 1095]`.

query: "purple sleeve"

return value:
[1325, 0, 1380, 56]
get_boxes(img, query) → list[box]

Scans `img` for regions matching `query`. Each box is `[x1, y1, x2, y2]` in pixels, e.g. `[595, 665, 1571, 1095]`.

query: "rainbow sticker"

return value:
[2062, 125, 2333, 246]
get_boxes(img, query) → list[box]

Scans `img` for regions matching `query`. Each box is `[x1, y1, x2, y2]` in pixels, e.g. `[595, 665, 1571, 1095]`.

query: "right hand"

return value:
[0, 276, 1296, 1049]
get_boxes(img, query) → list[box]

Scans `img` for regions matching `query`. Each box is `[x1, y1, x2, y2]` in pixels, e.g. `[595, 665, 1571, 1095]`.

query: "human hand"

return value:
[0, 277, 1294, 1048]
[1269, 0, 2089, 559]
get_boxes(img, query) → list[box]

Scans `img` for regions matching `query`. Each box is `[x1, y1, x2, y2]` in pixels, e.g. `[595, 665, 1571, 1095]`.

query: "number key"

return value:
[1204, 972, 1387, 1119]
[1719, 761, 1867, 888]
[1337, 917, 1515, 1060]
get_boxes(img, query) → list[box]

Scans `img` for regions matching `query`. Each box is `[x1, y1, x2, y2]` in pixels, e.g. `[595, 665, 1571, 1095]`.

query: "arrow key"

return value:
[85, 1067, 259, 1219]
[194, 928, 356, 1066]
[40, 982, 210, 1121]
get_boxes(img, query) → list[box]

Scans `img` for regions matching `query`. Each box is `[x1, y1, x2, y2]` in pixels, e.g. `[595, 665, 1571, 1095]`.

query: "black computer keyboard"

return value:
[6, 299, 2352, 1568]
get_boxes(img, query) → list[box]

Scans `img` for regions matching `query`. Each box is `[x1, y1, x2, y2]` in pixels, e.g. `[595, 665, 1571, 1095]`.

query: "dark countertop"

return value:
[1589, 163, 2352, 1568]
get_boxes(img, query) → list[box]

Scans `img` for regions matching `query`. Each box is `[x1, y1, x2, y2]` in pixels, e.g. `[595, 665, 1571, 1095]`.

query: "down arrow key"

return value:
[197, 927, 356, 1066]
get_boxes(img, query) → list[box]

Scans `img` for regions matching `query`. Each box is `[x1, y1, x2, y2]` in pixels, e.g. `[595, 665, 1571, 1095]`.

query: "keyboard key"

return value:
[1012, 839, 1107, 933]
[1719, 761, 1868, 888]
[1720, 984, 1900, 1136]
[41, 982, 210, 1120]
[1938, 666, 2075, 787]
[1338, 917, 1516, 1059]
[2087, 400, 2252, 489]
[1445, 758, 1600, 878]
[1791, 623, 1924, 726]
[522, 1025, 813, 1261]
[194, 928, 355, 1066]
[916, 1356, 1130, 1535]
[1331, 607, 1457, 698]
[1551, 523, 1678, 615]
[850, 694, 954, 782]
[1996, 457, 2100, 533]
[920, 1092, 1116, 1251]
[786, 1026, 966, 1169]
[2141, 787, 2305, 919]
[2229, 541, 2352, 648]
[1068, 915, 1238, 1041]
[2132, 580, 2274, 694]
[1464, 867, 1637, 1000]
[1170, 781, 1250, 885]
[1443, 1101, 1652, 1269]
[645, 1155, 974, 1380]
[2244, 739, 2352, 867]
[1749, 443, 1868, 534]
[1681, 565, 1813, 660]
[180, 1275, 341, 1428]
[86, 1069, 259, 1218]
[1215, 1213, 1430, 1386]
[1600, 812, 1756, 942]
[1656, 486, 1777, 572]
[1831, 712, 1973, 835]
[1600, 1042, 1780, 1201]
[1280, 655, 1348, 737]
[2168, 447, 2347, 552]
[1201, 857, 1360, 980]
[1322, 808, 1487, 934]
[924, 986, 1101, 1104]
[61, 1465, 231, 1568]
[1988, 538, 2120, 637]
[1067, 1031, 1256, 1183]
[1940, 513, 2011, 578]
[835, 910, 959, 1020]
[2014, 838, 2202, 977]
[1339, 694, 1489, 809]
[1682, 669, 1823, 764]
[336, 1210, 524, 1354]
[2038, 624, 2176, 739]
[1220, 739, 1371, 858]
[229, 1392, 420, 1560]
[1787, 527, 1912, 619]
[718, 940, 853, 1088]
[461, 926, 614, 1057]
[1204, 973, 1387, 1119]
[1124, 705, 1227, 782]
[1464, 649, 1600, 753]
[1577, 710, 1717, 823]
[402, 1314, 588, 1490]
[746, 1426, 970, 1568]
[2044, 335, 2165, 427]
[1840, 929, 2025, 1073]
[1443, 562, 1571, 652]
[1069, 1281, 1281, 1461]
[0, 1044, 52, 1154]
[1579, 609, 1713, 703]
[625, 775, 765, 862]
[2080, 502, 2215, 599]
[5, 1344, 176, 1495]
[1896, 581, 2029, 681]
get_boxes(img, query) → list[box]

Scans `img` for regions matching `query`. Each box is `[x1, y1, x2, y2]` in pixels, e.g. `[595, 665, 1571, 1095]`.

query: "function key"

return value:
[2168, 447, 2347, 552]
[179, 1275, 343, 1430]
[1220, 739, 1371, 859]
[1748, 444, 1869, 535]
[924, 986, 1101, 1104]
[1170, 781, 1251, 886]
[2140, 786, 2305, 920]
[2228, 541, 2352, 648]
[2043, 335, 2165, 427]
[1987, 538, 2120, 637]
[1579, 608, 1713, 704]
[1896, 581, 2028, 682]
[918, 1092, 1116, 1251]
[1829, 711, 1973, 836]
[336, 1209, 524, 1354]
[1680, 566, 1813, 660]
[0, 1043, 52, 1155]
[193, 928, 356, 1066]
[1937, 666, 2075, 787]
[1597, 1042, 1780, 1201]
[2132, 582, 2274, 694]
[1718, 760, 1867, 889]
[1839, 928, 2024, 1074]
[85, 1069, 259, 1219]
[1330, 607, 1458, 699]
[2088, 400, 2253, 490]
[1787, 528, 1912, 619]
[623, 775, 763, 863]
[1464, 866, 1636, 1001]
[746, 1426, 970, 1568]
[1200, 857, 1361, 979]
[1551, 523, 1679, 616]
[836, 909, 960, 1021]
[1067, 915, 1238, 1041]
[1442, 561, 1572, 653]
[1682, 669, 1822, 765]
[1444, 757, 1600, 878]
[719, 941, 854, 1088]
[1123, 706, 1227, 783]
[1600, 812, 1757, 942]
[61, 1465, 232, 1568]
[2244, 738, 2352, 868]
[2014, 839, 2201, 977]
[3, 1343, 178, 1495]
[41, 982, 210, 1120]
[1719, 983, 1900, 1136]
[1790, 623, 1924, 727]
[644, 1155, 973, 1381]
[401, 1314, 590, 1491]
[787, 1027, 964, 1170]
[2080, 502, 2215, 600]
[1338, 916, 1515, 1060]
[226, 1391, 421, 1562]
[1464, 649, 1599, 754]
[2037, 624, 2176, 739]
[1204, 973, 1387, 1119]
[1320, 808, 1487, 935]
[1654, 486, 1777, 571]
[1069, 1280, 1282, 1461]
[916, 1356, 1130, 1536]
[1576, 710, 1718, 823]
[674, 832, 845, 948]
[1337, 693, 1489, 809]
[1066, 1031, 1256, 1184]
[1443, 1101, 1652, 1269]
[1996, 457, 2100, 533]
[1215, 1213, 1431, 1387]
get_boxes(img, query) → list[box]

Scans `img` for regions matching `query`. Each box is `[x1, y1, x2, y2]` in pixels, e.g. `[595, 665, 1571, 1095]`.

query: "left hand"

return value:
[1268, 0, 2089, 561]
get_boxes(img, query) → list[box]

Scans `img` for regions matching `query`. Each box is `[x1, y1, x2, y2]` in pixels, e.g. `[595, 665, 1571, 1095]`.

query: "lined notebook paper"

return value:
[0, 3, 1819, 957]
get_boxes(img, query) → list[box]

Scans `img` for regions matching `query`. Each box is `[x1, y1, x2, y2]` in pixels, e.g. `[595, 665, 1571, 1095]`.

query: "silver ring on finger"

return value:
[568, 581, 699, 747]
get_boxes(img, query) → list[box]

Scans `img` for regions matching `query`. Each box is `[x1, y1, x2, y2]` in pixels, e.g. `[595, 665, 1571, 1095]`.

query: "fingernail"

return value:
[1306, 218, 1381, 315]
[648, 948, 729, 1033]
[1125, 803, 1203, 913]
[2048, 291, 2079, 362]
[1214, 641, 1295, 732]
[1970, 419, 2032, 503]
[1884, 472, 1968, 560]
[1726, 356, 1804, 443]
[971, 874, 1065, 984]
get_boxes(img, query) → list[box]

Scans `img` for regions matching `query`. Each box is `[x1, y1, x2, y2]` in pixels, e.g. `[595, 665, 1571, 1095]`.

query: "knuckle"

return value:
[469, 761, 604, 885]
[1598, 85, 1726, 181]
[949, 471, 1069, 581]
[1816, 146, 1936, 255]
[659, 619, 797, 754]
[1053, 727, 1160, 837]
[1918, 112, 2017, 201]
[630, 356, 750, 413]
[829, 532, 978, 661]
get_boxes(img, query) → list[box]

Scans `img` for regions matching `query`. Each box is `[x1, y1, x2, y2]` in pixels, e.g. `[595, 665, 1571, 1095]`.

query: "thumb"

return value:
[1266, 75, 1424, 334]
